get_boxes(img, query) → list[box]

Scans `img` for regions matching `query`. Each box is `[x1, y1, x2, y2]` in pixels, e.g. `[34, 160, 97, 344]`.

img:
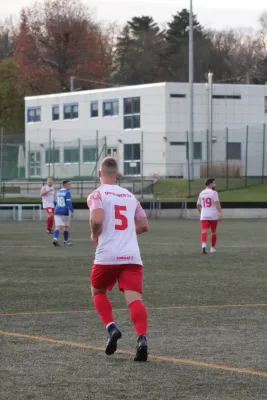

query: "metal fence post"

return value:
[104, 136, 107, 157]
[226, 127, 229, 190]
[48, 128, 52, 178]
[262, 124, 266, 184]
[186, 132, 191, 196]
[28, 140, 31, 180]
[52, 139, 55, 179]
[206, 129, 209, 178]
[141, 131, 144, 199]
[95, 130, 99, 182]
[78, 138, 81, 178]
[245, 125, 249, 188]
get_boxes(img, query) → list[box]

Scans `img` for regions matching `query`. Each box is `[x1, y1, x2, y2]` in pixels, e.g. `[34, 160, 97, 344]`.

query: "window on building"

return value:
[170, 142, 186, 145]
[103, 100, 119, 116]
[45, 149, 60, 164]
[52, 105, 60, 121]
[123, 97, 141, 129]
[83, 147, 96, 162]
[186, 142, 202, 160]
[265, 96, 267, 114]
[90, 101, 98, 118]
[123, 143, 140, 175]
[170, 94, 186, 98]
[193, 142, 202, 159]
[27, 107, 41, 123]
[63, 104, 79, 120]
[212, 95, 241, 100]
[227, 143, 241, 160]
[64, 147, 80, 163]
[107, 148, 117, 158]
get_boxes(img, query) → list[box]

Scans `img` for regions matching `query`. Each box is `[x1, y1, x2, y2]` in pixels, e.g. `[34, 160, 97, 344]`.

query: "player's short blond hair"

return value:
[100, 157, 118, 177]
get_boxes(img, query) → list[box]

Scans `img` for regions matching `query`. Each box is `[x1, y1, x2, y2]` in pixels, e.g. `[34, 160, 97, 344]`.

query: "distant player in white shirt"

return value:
[197, 178, 222, 254]
[40, 178, 56, 234]
[87, 157, 149, 362]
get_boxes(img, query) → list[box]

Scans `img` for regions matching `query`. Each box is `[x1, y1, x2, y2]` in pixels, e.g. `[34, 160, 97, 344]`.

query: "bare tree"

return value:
[207, 28, 264, 83]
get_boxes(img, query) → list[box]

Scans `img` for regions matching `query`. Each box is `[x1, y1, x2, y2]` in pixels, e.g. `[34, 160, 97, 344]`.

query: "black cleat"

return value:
[53, 239, 60, 247]
[202, 247, 207, 254]
[47, 229, 53, 234]
[105, 324, 122, 356]
[134, 335, 148, 362]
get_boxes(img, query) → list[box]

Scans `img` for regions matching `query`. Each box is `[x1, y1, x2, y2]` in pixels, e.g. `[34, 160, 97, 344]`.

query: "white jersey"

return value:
[41, 185, 55, 208]
[87, 184, 146, 265]
[197, 188, 219, 221]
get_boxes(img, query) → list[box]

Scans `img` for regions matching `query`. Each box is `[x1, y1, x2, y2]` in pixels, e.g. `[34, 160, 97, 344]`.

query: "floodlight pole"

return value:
[188, 0, 194, 180]
[70, 76, 75, 92]
[0, 127, 3, 197]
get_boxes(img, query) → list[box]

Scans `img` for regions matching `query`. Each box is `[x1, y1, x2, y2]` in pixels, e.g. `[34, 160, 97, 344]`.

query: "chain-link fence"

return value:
[0, 124, 267, 198]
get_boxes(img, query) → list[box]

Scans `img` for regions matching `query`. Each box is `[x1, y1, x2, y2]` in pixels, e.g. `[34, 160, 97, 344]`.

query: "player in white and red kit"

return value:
[87, 157, 149, 362]
[197, 178, 222, 254]
[40, 178, 56, 234]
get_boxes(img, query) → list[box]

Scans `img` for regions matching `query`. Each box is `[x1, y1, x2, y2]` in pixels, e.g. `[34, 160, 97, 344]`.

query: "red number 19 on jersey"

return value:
[203, 198, 212, 208]
[114, 205, 128, 230]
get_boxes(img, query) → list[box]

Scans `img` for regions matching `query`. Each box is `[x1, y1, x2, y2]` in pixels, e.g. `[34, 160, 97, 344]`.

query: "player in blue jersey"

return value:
[53, 180, 74, 247]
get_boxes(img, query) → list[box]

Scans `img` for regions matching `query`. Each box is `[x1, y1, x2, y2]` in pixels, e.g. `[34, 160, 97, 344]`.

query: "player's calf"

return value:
[201, 230, 207, 254]
[125, 291, 148, 362]
[63, 227, 72, 246]
[53, 226, 60, 246]
[92, 288, 121, 356]
[210, 230, 217, 253]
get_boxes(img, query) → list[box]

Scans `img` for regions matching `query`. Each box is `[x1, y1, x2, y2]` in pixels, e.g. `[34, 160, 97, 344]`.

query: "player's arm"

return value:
[196, 196, 201, 214]
[87, 191, 104, 244]
[66, 192, 74, 216]
[214, 192, 223, 219]
[135, 201, 149, 235]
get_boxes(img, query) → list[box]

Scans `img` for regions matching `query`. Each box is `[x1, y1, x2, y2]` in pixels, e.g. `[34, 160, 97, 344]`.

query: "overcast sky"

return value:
[1, 0, 266, 30]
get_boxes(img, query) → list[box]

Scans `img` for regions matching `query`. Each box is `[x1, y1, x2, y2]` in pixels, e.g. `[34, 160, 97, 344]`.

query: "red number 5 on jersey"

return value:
[114, 205, 128, 230]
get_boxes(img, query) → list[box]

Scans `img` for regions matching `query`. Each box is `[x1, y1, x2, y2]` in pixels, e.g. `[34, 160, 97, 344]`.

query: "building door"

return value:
[29, 151, 41, 178]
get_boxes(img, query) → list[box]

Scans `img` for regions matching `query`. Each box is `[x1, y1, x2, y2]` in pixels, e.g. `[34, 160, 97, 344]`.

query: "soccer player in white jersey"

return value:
[40, 177, 56, 234]
[197, 178, 223, 254]
[87, 157, 149, 362]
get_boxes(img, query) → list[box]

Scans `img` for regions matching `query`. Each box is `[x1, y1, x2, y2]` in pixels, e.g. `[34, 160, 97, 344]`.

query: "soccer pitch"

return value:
[1, 220, 267, 399]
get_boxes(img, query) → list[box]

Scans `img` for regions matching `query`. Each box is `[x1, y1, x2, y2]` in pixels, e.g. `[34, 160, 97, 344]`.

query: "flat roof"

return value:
[25, 81, 267, 100]
[25, 82, 167, 100]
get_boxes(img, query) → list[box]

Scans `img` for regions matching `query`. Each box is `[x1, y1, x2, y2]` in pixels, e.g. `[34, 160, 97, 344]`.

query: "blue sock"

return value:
[63, 231, 69, 242]
[54, 229, 60, 240]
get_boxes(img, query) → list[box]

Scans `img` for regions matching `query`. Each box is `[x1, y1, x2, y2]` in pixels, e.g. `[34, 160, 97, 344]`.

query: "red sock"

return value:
[211, 233, 217, 247]
[93, 293, 114, 326]
[129, 300, 148, 336]
[47, 217, 54, 230]
[201, 232, 207, 244]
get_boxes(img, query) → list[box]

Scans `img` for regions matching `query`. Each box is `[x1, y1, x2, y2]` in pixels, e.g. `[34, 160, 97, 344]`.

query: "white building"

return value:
[25, 82, 267, 179]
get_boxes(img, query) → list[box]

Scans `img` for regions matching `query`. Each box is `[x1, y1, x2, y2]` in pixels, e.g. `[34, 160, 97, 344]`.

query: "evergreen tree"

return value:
[112, 16, 165, 85]
[164, 9, 211, 82]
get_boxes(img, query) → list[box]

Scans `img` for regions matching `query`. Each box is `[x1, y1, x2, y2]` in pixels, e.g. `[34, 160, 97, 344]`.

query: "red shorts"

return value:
[201, 220, 218, 231]
[45, 207, 54, 215]
[91, 264, 143, 293]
